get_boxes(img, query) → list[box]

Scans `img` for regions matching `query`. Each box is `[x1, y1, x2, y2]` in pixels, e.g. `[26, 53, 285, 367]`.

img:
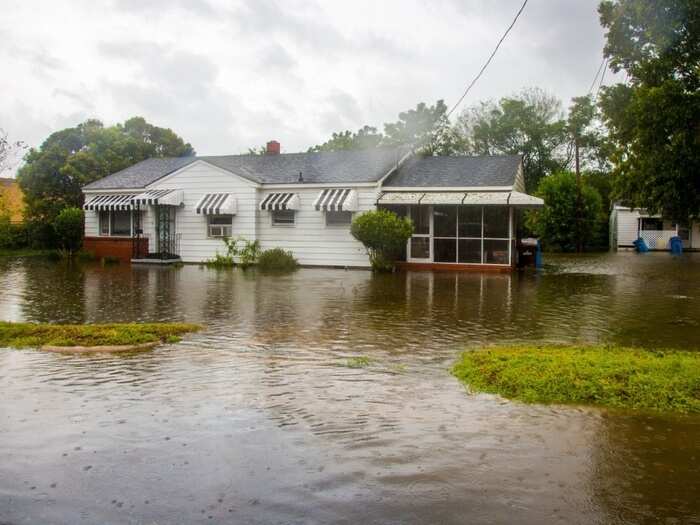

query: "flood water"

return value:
[1, 252, 699, 524]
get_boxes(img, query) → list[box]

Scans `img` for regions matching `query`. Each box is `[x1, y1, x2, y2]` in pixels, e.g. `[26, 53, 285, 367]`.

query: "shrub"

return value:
[53, 207, 84, 255]
[0, 216, 29, 249]
[206, 236, 260, 268]
[257, 248, 299, 272]
[350, 209, 414, 271]
[525, 171, 603, 252]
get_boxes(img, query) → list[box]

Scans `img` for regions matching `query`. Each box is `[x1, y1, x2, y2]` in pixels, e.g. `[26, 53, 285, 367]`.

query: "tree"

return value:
[53, 206, 84, 255]
[458, 88, 569, 192]
[382, 100, 464, 155]
[17, 117, 194, 229]
[308, 126, 383, 152]
[598, 0, 700, 221]
[350, 209, 414, 271]
[526, 171, 603, 252]
[0, 128, 27, 175]
[309, 101, 464, 156]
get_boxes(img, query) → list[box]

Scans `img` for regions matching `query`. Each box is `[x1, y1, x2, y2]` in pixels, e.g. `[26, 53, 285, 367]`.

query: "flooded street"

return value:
[1, 253, 699, 524]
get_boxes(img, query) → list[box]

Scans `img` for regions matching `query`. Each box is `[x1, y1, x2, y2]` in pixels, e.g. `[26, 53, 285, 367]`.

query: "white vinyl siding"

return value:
[139, 162, 257, 263]
[615, 208, 642, 248]
[257, 187, 374, 267]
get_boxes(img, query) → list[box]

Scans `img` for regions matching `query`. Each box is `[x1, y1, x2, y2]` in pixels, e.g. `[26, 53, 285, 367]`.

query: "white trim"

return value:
[262, 181, 379, 189]
[377, 150, 415, 186]
[383, 185, 515, 192]
[151, 159, 261, 189]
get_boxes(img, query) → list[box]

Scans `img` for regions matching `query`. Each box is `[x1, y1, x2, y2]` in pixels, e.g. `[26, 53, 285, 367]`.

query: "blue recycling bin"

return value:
[633, 237, 649, 253]
[669, 236, 683, 255]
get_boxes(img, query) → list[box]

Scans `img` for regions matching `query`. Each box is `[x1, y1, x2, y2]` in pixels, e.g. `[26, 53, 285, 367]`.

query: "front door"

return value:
[155, 205, 177, 257]
[407, 205, 432, 262]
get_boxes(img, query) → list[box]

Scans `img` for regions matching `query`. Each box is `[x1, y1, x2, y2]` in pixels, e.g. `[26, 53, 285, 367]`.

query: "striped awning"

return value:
[377, 191, 543, 208]
[132, 189, 184, 206]
[195, 193, 237, 215]
[83, 194, 134, 211]
[313, 188, 359, 212]
[259, 193, 301, 211]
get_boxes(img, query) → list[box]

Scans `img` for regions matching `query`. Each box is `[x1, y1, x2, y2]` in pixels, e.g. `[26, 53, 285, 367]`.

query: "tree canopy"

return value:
[457, 88, 569, 192]
[17, 117, 194, 224]
[526, 171, 604, 252]
[598, 0, 700, 220]
[308, 101, 464, 156]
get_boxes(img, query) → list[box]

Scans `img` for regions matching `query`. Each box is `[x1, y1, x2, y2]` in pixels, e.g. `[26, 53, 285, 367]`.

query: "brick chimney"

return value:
[266, 140, 280, 155]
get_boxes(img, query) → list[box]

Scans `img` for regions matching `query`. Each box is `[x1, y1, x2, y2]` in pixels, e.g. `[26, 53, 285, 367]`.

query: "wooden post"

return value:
[575, 138, 583, 253]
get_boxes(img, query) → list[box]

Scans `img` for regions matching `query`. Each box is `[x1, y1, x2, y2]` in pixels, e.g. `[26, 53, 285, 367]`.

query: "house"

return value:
[610, 205, 700, 251]
[82, 141, 543, 269]
[0, 177, 25, 223]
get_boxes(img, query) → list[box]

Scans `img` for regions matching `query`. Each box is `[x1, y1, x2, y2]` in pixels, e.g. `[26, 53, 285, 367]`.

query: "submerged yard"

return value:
[1, 252, 699, 524]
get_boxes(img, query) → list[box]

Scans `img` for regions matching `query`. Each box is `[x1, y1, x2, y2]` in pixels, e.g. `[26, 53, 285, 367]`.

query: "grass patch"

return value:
[452, 345, 700, 414]
[0, 321, 201, 348]
[345, 356, 372, 368]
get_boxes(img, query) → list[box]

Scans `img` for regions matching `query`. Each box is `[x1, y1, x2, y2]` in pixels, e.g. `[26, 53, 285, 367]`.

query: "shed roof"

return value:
[383, 155, 522, 188]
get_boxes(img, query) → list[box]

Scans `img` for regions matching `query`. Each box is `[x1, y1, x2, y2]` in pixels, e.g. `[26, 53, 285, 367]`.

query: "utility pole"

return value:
[575, 137, 582, 253]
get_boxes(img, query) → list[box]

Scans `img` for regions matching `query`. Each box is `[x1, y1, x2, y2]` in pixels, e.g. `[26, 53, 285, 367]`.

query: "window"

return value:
[99, 211, 110, 235]
[272, 210, 295, 225]
[98, 210, 132, 236]
[112, 211, 131, 236]
[208, 215, 233, 238]
[326, 210, 352, 226]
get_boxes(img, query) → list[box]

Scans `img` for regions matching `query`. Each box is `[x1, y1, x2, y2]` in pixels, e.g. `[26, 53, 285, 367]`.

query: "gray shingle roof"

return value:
[83, 148, 408, 190]
[383, 155, 522, 188]
[83, 157, 197, 190]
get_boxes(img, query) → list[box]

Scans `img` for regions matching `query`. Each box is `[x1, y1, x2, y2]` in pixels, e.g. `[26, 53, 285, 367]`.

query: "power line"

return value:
[593, 58, 609, 101]
[446, 0, 529, 119]
[588, 57, 606, 95]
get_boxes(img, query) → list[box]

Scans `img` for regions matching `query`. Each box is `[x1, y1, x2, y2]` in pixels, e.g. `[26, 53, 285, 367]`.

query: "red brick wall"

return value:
[83, 237, 147, 263]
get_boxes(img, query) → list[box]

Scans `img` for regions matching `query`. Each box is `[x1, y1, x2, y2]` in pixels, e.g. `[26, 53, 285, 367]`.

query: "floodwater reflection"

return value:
[0, 252, 699, 524]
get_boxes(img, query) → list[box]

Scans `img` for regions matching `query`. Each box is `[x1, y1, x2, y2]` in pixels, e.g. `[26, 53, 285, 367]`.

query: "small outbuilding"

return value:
[82, 143, 543, 269]
[610, 205, 700, 251]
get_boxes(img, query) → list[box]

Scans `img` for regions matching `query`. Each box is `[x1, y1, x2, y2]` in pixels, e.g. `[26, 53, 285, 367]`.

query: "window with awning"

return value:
[83, 194, 135, 211]
[132, 189, 184, 206]
[195, 193, 237, 215]
[259, 193, 300, 211]
[313, 188, 359, 211]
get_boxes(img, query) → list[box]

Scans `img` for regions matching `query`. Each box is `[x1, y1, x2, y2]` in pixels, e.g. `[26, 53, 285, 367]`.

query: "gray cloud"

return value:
[1, 0, 616, 171]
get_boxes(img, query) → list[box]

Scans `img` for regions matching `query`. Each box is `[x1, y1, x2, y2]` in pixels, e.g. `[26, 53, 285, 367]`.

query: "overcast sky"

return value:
[1, 0, 615, 170]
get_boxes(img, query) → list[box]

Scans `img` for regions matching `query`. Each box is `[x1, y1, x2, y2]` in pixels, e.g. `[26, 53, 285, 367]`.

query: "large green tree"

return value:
[17, 117, 194, 225]
[309, 100, 464, 156]
[598, 0, 700, 220]
[458, 88, 569, 192]
[526, 171, 604, 252]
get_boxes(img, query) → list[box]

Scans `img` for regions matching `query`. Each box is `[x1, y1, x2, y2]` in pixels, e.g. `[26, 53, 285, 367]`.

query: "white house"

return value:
[610, 205, 700, 251]
[82, 142, 543, 270]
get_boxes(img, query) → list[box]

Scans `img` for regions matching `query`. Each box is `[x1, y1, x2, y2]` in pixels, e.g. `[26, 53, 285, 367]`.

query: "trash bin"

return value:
[669, 236, 683, 255]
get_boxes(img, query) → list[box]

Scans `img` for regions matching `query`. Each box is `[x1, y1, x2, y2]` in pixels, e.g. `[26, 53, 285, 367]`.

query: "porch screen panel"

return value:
[433, 205, 457, 263]
[483, 207, 510, 264]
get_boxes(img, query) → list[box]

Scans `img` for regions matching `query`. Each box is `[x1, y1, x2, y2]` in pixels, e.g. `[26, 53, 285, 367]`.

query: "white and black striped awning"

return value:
[195, 193, 237, 215]
[132, 189, 183, 206]
[259, 193, 301, 211]
[313, 188, 359, 212]
[83, 194, 135, 211]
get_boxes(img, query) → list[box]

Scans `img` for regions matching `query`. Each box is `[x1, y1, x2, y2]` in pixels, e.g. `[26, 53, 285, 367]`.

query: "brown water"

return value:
[0, 253, 699, 524]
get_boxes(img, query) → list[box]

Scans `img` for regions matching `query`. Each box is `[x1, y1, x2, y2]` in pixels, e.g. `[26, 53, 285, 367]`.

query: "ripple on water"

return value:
[0, 254, 699, 524]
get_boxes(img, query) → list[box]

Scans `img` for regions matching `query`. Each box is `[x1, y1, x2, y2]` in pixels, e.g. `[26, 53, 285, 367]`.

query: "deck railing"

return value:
[639, 230, 678, 250]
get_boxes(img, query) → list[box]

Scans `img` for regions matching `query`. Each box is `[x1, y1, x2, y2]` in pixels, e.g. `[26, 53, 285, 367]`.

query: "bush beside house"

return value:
[526, 171, 603, 252]
[351, 209, 414, 271]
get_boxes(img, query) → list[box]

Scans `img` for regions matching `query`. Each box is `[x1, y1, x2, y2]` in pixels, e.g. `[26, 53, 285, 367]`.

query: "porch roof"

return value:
[377, 191, 543, 207]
